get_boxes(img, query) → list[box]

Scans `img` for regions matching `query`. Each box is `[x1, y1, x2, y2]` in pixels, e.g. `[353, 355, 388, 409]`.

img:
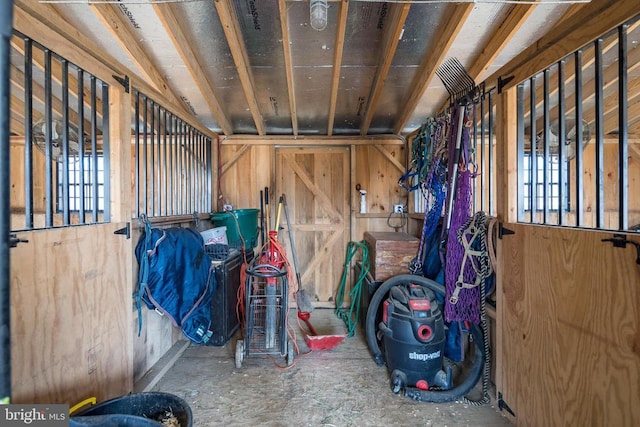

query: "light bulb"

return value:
[310, 0, 328, 31]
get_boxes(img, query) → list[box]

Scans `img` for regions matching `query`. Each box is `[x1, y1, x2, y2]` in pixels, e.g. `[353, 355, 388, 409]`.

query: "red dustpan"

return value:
[297, 311, 346, 351]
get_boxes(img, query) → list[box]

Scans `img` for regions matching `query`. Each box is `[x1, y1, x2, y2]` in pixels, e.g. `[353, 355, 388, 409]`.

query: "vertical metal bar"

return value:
[143, 95, 148, 216]
[574, 50, 584, 227]
[44, 49, 53, 227]
[0, 3, 14, 403]
[517, 84, 525, 222]
[61, 60, 70, 225]
[134, 91, 140, 218]
[594, 38, 605, 229]
[543, 69, 550, 224]
[178, 120, 183, 214]
[77, 69, 86, 224]
[471, 102, 478, 213]
[488, 91, 494, 216]
[169, 113, 174, 216]
[558, 60, 566, 226]
[156, 104, 162, 216]
[206, 136, 212, 212]
[618, 24, 628, 230]
[162, 108, 167, 217]
[23, 37, 33, 229]
[102, 82, 110, 222]
[150, 100, 155, 217]
[529, 76, 537, 223]
[90, 76, 98, 222]
[480, 97, 485, 213]
[188, 126, 193, 213]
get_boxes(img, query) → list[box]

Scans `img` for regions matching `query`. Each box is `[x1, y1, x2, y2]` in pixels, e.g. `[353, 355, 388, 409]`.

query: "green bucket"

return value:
[211, 209, 260, 249]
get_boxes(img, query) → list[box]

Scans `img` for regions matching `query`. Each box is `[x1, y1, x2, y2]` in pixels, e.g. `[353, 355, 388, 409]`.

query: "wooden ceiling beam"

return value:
[215, 0, 265, 136]
[10, 114, 25, 136]
[360, 2, 410, 136]
[485, 0, 640, 93]
[278, 0, 298, 136]
[327, 0, 349, 137]
[394, 3, 474, 134]
[152, 3, 233, 136]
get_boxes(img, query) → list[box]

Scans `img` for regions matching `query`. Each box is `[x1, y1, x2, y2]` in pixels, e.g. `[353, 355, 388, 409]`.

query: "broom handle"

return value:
[282, 194, 303, 291]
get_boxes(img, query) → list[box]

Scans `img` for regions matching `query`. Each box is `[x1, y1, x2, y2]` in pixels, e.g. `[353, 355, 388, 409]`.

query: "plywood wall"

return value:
[10, 223, 133, 404]
[499, 224, 640, 426]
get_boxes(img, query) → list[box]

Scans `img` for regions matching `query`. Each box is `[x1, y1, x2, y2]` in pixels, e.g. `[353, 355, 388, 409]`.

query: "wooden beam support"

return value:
[220, 144, 251, 176]
[373, 144, 404, 174]
[278, 0, 298, 136]
[327, 0, 349, 137]
[394, 3, 474, 134]
[361, 2, 410, 136]
[221, 135, 405, 146]
[486, 0, 640, 93]
[152, 3, 233, 136]
[215, 0, 265, 136]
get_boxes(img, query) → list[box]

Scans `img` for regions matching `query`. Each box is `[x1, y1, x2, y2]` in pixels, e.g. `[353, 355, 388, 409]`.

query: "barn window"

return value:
[517, 14, 640, 232]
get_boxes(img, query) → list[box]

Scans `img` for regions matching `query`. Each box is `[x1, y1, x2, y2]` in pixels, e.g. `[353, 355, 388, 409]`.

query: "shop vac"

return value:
[379, 283, 451, 393]
[366, 275, 485, 403]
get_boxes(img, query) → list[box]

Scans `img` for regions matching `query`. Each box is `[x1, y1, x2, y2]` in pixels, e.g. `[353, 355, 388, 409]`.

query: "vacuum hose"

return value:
[365, 274, 485, 403]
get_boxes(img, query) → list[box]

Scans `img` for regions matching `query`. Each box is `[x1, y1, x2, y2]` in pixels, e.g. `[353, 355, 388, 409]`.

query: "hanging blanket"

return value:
[135, 226, 215, 344]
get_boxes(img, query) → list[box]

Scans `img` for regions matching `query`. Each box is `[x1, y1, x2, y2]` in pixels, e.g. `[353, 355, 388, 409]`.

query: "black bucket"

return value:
[71, 392, 192, 427]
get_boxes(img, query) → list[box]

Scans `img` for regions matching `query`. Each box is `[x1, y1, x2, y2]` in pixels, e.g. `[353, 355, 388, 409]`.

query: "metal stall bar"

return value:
[162, 108, 168, 217]
[78, 68, 86, 224]
[23, 37, 33, 229]
[543, 69, 550, 224]
[61, 59, 70, 225]
[169, 112, 175, 216]
[134, 90, 140, 218]
[0, 0, 14, 404]
[517, 84, 525, 222]
[480, 97, 485, 213]
[594, 38, 605, 229]
[558, 60, 567, 226]
[143, 95, 148, 216]
[618, 24, 629, 231]
[44, 49, 53, 227]
[102, 81, 110, 222]
[488, 90, 494, 215]
[206, 136, 212, 213]
[574, 50, 584, 227]
[90, 76, 98, 222]
[471, 102, 478, 212]
[529, 76, 537, 223]
[150, 100, 156, 217]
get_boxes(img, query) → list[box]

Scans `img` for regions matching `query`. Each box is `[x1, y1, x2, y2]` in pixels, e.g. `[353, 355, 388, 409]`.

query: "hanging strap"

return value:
[335, 240, 369, 337]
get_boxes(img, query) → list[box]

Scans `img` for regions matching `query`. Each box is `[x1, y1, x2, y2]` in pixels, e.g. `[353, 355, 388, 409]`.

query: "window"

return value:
[57, 155, 105, 212]
[522, 154, 568, 212]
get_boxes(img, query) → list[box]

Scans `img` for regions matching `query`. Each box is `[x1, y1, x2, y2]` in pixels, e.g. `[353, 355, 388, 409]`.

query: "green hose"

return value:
[335, 240, 370, 337]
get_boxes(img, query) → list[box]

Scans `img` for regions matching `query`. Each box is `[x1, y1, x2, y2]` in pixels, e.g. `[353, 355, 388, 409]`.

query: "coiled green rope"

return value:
[335, 240, 370, 337]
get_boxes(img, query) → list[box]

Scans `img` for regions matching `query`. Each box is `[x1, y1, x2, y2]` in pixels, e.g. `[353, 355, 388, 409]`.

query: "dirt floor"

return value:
[145, 308, 512, 427]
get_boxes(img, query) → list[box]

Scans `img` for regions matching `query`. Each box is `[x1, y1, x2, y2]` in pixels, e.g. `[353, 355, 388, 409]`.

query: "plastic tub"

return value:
[211, 209, 260, 249]
[71, 392, 192, 427]
[200, 226, 228, 245]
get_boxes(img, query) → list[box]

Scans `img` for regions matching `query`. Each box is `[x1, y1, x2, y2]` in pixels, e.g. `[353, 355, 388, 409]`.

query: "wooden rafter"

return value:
[394, 3, 474, 134]
[278, 0, 298, 136]
[152, 3, 233, 136]
[327, 0, 349, 137]
[360, 2, 410, 136]
[485, 0, 640, 93]
[215, 0, 265, 136]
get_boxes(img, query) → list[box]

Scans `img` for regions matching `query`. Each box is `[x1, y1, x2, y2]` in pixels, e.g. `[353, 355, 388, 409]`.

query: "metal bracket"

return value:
[9, 234, 29, 248]
[498, 223, 515, 239]
[114, 223, 131, 239]
[497, 392, 515, 416]
[112, 74, 130, 93]
[601, 234, 640, 265]
[498, 75, 515, 94]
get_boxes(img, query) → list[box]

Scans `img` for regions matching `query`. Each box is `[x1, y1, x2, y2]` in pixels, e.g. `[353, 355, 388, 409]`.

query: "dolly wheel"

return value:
[235, 340, 244, 369]
[286, 338, 294, 366]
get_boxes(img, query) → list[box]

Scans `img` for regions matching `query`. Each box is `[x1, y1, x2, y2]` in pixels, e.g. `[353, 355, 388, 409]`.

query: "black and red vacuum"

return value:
[379, 283, 451, 393]
[366, 275, 485, 403]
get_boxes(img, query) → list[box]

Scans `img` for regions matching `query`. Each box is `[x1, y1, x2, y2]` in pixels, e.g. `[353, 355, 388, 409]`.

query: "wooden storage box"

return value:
[364, 232, 420, 282]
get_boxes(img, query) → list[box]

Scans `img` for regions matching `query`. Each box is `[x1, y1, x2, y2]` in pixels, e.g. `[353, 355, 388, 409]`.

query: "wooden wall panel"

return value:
[500, 224, 640, 426]
[10, 223, 133, 404]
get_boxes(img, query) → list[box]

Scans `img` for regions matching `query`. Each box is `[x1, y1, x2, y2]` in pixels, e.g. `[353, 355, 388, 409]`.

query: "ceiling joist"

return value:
[327, 0, 349, 137]
[278, 0, 299, 136]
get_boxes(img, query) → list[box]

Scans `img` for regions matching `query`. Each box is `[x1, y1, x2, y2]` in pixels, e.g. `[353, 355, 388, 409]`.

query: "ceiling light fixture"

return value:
[310, 0, 328, 31]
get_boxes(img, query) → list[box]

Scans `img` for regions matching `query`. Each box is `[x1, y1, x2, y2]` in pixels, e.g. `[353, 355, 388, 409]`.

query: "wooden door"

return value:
[497, 224, 640, 426]
[9, 223, 133, 404]
[275, 147, 350, 305]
